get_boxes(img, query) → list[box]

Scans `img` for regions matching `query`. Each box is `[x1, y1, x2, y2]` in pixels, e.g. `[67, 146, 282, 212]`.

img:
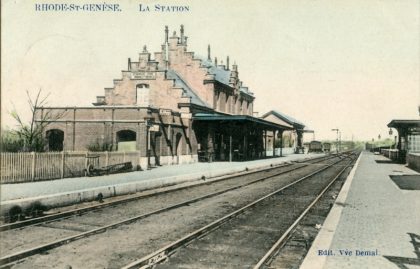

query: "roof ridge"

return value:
[263, 110, 305, 127]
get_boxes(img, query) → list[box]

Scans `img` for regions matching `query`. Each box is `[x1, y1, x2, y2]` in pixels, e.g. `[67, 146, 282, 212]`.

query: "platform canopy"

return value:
[193, 113, 293, 131]
[387, 119, 420, 129]
[387, 119, 420, 162]
[192, 113, 293, 162]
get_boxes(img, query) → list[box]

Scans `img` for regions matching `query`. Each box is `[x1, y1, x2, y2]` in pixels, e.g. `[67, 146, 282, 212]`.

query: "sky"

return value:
[1, 0, 419, 141]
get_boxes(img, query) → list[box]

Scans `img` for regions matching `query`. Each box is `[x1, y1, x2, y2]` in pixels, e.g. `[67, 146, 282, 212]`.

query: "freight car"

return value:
[323, 142, 331, 153]
[308, 141, 323, 153]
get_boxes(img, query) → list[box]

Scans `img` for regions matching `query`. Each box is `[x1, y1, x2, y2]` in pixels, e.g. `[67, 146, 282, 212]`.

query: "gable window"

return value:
[136, 84, 150, 106]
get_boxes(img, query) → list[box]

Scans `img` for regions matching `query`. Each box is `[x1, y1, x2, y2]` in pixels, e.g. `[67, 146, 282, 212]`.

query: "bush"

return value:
[87, 140, 114, 152]
[0, 130, 24, 152]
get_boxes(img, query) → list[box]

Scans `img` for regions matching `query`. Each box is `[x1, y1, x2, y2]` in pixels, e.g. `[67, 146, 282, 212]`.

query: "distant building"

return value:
[35, 25, 305, 168]
[261, 110, 306, 154]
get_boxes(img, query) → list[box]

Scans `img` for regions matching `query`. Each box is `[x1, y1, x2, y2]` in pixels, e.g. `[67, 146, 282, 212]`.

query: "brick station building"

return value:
[36, 25, 305, 168]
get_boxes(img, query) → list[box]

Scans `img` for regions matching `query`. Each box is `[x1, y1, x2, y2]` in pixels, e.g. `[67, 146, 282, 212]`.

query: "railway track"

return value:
[0, 153, 354, 268]
[1, 154, 334, 231]
[253, 159, 355, 269]
[121, 151, 359, 269]
[257, 163, 355, 269]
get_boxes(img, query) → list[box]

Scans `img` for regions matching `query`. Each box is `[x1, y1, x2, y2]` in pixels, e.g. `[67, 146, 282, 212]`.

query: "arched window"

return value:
[136, 84, 150, 106]
[46, 129, 64, 151]
[116, 130, 137, 151]
[116, 130, 136, 142]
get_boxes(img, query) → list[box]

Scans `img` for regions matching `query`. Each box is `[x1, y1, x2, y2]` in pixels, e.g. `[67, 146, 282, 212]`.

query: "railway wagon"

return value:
[323, 142, 331, 153]
[308, 140, 323, 153]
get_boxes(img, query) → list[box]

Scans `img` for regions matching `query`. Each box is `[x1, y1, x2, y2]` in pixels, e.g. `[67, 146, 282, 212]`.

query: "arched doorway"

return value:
[116, 130, 136, 151]
[46, 129, 64, 151]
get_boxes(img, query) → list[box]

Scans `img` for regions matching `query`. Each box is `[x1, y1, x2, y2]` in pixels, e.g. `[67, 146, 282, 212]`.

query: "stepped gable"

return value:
[95, 25, 255, 117]
[166, 70, 210, 108]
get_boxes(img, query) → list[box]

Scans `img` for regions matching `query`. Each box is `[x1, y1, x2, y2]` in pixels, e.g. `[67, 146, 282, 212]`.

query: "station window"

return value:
[408, 134, 420, 152]
[136, 84, 150, 106]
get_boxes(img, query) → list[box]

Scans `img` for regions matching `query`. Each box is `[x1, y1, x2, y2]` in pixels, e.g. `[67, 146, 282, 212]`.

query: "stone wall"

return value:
[407, 153, 420, 172]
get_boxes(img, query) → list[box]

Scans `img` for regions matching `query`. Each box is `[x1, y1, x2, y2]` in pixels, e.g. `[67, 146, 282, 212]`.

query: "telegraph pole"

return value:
[332, 128, 339, 153]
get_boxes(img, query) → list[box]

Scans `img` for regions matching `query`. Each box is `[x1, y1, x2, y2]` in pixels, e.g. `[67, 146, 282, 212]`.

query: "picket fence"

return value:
[0, 151, 142, 184]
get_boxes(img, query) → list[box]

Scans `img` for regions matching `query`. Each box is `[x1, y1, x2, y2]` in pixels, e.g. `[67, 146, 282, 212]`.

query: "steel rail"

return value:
[252, 155, 357, 269]
[120, 156, 352, 269]
[0, 154, 336, 232]
[0, 155, 342, 267]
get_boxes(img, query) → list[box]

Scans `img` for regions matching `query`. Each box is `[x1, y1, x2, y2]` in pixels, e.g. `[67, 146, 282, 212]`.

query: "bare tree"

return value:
[10, 89, 65, 152]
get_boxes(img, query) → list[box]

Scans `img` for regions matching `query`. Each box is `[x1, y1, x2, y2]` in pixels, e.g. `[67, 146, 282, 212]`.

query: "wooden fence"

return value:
[0, 151, 142, 184]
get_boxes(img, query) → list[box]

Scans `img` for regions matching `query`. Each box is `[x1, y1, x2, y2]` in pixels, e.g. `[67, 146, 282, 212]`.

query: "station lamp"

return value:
[388, 128, 393, 153]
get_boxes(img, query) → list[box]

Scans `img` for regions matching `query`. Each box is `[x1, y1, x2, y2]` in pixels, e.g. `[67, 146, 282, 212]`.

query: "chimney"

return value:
[128, 58, 131, 71]
[226, 56, 230, 70]
[215, 57, 218, 66]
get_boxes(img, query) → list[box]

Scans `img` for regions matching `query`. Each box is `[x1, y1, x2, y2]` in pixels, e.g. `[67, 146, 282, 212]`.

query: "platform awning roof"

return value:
[261, 110, 305, 129]
[387, 120, 420, 128]
[193, 113, 293, 130]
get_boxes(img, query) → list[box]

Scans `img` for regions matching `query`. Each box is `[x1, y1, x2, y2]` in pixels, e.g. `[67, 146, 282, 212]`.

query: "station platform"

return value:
[301, 151, 420, 269]
[0, 153, 320, 216]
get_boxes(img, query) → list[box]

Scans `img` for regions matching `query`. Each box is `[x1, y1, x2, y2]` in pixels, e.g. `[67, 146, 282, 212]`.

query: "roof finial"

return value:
[143, 45, 147, 53]
[180, 25, 184, 44]
[232, 61, 238, 71]
[165, 26, 169, 43]
[207, 45, 211, 61]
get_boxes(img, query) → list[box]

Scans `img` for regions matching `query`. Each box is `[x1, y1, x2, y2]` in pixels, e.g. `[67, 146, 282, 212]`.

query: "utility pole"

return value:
[332, 128, 339, 153]
[339, 131, 341, 152]
[144, 116, 154, 170]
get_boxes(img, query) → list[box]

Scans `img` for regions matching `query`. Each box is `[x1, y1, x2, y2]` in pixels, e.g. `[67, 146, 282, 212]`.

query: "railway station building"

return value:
[35, 25, 306, 168]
